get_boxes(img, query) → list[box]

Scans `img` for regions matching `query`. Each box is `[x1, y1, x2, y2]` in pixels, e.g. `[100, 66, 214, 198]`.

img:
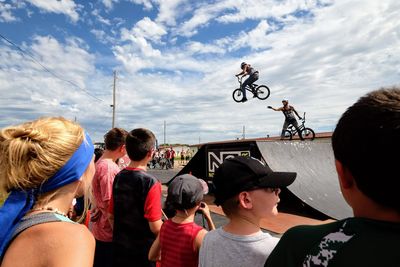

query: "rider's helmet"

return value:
[240, 62, 247, 69]
[282, 99, 288, 103]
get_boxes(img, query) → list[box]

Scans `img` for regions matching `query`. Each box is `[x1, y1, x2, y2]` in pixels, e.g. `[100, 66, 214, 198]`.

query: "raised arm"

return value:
[198, 202, 216, 231]
[267, 106, 282, 112]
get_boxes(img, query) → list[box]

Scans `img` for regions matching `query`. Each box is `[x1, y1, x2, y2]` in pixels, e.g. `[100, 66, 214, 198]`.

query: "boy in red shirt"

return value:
[111, 128, 162, 267]
[148, 174, 215, 267]
[91, 128, 128, 267]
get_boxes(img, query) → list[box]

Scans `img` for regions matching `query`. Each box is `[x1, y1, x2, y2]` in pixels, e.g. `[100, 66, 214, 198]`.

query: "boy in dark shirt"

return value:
[111, 128, 162, 267]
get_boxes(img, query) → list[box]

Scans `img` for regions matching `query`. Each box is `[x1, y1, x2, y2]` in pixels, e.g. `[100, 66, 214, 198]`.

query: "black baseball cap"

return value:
[213, 156, 296, 205]
[166, 174, 204, 210]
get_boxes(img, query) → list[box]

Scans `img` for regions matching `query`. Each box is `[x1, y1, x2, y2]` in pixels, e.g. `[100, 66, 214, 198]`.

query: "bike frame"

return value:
[237, 76, 257, 92]
[287, 112, 307, 136]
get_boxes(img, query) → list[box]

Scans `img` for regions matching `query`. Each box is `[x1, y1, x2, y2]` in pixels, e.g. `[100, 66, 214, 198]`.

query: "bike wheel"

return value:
[301, 127, 315, 140]
[282, 130, 292, 140]
[232, 88, 243, 102]
[255, 85, 270, 100]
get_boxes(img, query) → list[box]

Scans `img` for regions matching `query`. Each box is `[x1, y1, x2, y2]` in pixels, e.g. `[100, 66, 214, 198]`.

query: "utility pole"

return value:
[163, 120, 166, 146]
[111, 70, 116, 128]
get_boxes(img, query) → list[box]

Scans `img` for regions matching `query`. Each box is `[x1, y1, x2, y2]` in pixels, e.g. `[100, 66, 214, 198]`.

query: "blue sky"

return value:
[0, 0, 399, 144]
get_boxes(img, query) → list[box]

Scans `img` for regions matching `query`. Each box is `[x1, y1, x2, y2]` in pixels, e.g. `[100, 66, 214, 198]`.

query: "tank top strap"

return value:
[12, 212, 75, 240]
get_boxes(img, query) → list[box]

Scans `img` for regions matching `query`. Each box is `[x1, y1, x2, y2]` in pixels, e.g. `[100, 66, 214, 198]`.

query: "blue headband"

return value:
[0, 132, 94, 258]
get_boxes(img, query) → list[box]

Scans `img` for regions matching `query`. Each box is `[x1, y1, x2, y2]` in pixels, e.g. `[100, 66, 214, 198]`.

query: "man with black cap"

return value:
[199, 156, 296, 267]
[148, 174, 215, 267]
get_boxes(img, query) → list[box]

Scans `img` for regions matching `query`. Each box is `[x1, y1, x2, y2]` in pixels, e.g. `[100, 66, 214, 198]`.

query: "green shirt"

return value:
[265, 217, 400, 267]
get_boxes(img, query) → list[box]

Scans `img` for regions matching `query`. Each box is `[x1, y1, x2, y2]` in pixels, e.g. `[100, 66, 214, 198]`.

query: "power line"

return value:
[0, 33, 104, 102]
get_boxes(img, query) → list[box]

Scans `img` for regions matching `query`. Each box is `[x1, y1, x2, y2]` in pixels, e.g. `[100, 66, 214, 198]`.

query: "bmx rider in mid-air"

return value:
[268, 99, 304, 140]
[235, 62, 259, 102]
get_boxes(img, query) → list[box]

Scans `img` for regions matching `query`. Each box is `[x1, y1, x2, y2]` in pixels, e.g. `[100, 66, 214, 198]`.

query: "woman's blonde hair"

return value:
[0, 117, 85, 194]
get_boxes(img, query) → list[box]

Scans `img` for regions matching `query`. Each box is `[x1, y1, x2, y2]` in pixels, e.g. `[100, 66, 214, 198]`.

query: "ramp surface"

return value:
[257, 141, 352, 220]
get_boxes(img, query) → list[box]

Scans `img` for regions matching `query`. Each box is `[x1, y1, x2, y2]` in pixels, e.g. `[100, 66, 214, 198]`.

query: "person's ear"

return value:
[238, 191, 253, 209]
[335, 160, 354, 189]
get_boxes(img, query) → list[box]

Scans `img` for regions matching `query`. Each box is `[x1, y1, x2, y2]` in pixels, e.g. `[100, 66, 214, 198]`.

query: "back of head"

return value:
[332, 87, 400, 212]
[104, 127, 128, 151]
[125, 128, 155, 161]
[0, 117, 85, 194]
[166, 174, 204, 210]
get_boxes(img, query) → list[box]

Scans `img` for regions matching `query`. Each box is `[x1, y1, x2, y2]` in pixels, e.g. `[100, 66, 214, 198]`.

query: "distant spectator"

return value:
[185, 149, 191, 162]
[265, 88, 400, 267]
[199, 156, 296, 267]
[170, 147, 176, 168]
[149, 174, 215, 266]
[91, 128, 128, 267]
[111, 128, 162, 267]
[165, 148, 171, 169]
[0, 117, 95, 267]
[180, 149, 185, 165]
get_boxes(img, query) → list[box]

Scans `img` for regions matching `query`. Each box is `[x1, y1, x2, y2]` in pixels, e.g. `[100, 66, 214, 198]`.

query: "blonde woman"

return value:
[0, 117, 95, 267]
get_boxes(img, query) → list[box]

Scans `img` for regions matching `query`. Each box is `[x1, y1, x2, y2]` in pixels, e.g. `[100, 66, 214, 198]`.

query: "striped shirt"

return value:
[159, 219, 203, 267]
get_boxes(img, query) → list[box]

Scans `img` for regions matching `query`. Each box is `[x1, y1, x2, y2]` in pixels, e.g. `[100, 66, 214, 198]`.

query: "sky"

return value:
[0, 0, 399, 145]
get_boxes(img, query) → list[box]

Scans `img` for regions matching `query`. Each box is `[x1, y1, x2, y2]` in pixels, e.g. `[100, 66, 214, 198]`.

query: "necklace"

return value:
[237, 215, 260, 228]
[31, 206, 68, 217]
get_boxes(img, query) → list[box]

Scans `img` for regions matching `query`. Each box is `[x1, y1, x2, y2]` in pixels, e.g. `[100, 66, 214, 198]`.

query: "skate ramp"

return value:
[257, 141, 352, 220]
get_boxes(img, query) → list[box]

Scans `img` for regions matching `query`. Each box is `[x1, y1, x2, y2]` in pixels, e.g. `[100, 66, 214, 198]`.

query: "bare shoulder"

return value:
[47, 222, 95, 266]
[3, 221, 94, 267]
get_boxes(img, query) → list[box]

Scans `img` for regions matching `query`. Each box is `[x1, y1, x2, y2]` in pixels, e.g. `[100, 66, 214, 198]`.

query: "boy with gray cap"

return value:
[199, 156, 296, 267]
[148, 174, 215, 267]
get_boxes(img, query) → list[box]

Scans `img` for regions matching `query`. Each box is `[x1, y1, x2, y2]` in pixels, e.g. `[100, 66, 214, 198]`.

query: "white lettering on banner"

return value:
[208, 151, 250, 172]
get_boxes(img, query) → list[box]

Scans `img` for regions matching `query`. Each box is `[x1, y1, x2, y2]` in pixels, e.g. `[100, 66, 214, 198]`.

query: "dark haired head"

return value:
[125, 128, 156, 161]
[94, 148, 104, 162]
[332, 87, 400, 212]
[104, 128, 128, 151]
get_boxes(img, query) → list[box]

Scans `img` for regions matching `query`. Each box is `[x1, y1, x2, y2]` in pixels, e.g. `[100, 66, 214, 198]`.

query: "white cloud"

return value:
[115, 17, 168, 70]
[101, 0, 118, 10]
[129, 0, 153, 10]
[90, 29, 116, 44]
[128, 17, 167, 42]
[185, 41, 225, 55]
[0, 1, 18, 22]
[176, 1, 225, 37]
[0, 35, 105, 128]
[155, 0, 186, 26]
[26, 0, 80, 22]
[92, 8, 111, 25]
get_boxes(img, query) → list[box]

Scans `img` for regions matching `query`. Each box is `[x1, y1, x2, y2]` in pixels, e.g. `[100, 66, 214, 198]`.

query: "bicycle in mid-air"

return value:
[282, 112, 315, 140]
[232, 76, 270, 102]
